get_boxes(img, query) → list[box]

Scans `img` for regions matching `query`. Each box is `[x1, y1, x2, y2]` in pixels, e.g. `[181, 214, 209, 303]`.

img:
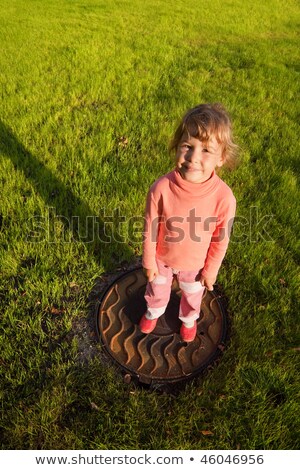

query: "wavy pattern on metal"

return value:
[96, 267, 228, 385]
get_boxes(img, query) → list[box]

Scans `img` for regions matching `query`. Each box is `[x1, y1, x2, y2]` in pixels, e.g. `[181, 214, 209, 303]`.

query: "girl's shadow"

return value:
[0, 119, 133, 269]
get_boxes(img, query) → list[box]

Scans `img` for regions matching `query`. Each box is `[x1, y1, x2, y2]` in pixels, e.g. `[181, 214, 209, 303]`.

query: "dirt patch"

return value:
[69, 259, 143, 366]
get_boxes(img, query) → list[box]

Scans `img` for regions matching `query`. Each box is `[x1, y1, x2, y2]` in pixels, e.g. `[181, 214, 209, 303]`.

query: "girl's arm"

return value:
[201, 196, 236, 286]
[142, 187, 161, 274]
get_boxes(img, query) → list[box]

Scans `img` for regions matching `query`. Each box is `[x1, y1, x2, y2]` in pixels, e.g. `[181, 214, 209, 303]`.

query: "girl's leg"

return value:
[177, 270, 205, 324]
[144, 260, 173, 319]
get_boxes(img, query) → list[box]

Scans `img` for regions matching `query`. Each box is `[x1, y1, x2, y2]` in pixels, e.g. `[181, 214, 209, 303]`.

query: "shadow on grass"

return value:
[0, 119, 133, 271]
[0, 119, 142, 448]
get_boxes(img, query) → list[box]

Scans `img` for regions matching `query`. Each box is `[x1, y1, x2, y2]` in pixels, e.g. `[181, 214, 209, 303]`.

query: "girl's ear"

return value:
[217, 152, 226, 167]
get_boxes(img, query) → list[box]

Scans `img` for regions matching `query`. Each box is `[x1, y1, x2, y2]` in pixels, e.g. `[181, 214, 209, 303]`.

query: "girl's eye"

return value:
[202, 148, 209, 153]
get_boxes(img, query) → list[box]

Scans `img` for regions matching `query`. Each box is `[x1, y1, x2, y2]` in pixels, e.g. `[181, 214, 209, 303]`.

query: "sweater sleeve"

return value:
[142, 187, 161, 270]
[201, 194, 236, 279]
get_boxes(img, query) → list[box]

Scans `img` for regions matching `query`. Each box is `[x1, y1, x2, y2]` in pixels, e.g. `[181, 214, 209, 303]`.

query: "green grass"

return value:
[0, 0, 299, 450]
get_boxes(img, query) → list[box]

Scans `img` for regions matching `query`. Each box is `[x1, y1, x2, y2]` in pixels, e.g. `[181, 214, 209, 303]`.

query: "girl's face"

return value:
[176, 133, 225, 184]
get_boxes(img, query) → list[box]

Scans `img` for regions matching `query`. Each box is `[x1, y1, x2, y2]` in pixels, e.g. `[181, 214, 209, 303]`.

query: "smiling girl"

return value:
[140, 103, 238, 342]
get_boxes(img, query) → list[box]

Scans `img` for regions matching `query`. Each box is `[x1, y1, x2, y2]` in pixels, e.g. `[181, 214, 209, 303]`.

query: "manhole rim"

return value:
[95, 266, 230, 386]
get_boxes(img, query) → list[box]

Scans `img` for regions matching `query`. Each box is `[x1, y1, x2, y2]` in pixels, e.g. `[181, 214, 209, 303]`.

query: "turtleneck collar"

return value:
[171, 169, 220, 198]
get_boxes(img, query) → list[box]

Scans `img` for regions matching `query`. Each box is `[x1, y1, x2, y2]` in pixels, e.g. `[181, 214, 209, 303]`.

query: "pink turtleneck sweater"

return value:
[142, 169, 236, 279]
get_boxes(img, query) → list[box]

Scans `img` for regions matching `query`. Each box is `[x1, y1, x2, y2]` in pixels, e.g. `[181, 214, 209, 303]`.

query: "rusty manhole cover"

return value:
[96, 267, 229, 387]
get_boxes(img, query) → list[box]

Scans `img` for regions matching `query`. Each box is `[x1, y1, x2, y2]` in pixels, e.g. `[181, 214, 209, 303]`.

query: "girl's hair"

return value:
[169, 103, 239, 169]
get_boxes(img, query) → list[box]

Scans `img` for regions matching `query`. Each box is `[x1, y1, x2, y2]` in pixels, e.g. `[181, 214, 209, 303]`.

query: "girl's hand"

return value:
[199, 274, 216, 291]
[143, 268, 158, 283]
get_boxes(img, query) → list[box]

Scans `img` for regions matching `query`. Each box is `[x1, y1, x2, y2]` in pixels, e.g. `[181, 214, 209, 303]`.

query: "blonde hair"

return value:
[169, 103, 239, 169]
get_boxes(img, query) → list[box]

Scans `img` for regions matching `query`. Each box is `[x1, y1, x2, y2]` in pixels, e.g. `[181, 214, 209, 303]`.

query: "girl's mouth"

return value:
[182, 164, 201, 172]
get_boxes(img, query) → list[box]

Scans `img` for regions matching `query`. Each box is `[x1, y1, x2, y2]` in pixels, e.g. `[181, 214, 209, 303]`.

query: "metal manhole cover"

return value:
[96, 267, 229, 386]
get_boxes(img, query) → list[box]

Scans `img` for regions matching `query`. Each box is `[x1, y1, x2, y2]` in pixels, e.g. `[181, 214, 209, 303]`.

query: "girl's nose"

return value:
[186, 148, 201, 163]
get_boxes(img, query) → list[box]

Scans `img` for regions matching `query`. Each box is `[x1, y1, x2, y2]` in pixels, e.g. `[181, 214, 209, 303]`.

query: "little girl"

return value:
[139, 103, 238, 342]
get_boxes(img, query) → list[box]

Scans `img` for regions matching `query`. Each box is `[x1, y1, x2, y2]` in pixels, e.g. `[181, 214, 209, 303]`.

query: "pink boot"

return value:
[139, 314, 158, 334]
[180, 321, 197, 342]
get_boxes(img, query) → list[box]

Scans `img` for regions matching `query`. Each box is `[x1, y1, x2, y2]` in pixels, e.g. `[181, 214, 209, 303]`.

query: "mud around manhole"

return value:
[95, 266, 230, 388]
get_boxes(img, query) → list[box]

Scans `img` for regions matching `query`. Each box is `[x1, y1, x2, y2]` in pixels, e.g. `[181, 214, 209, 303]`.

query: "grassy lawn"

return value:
[0, 0, 299, 450]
